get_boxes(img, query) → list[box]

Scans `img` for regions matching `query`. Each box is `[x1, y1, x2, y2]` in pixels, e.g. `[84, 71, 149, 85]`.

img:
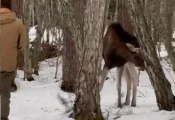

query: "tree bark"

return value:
[23, 0, 34, 81]
[173, 11, 175, 31]
[160, 0, 175, 73]
[11, 0, 23, 19]
[33, 26, 43, 75]
[108, 0, 117, 23]
[33, 1, 45, 75]
[127, 0, 175, 111]
[61, 27, 79, 93]
[61, 0, 106, 119]
[74, 0, 106, 119]
[52, 0, 80, 93]
[118, 0, 134, 34]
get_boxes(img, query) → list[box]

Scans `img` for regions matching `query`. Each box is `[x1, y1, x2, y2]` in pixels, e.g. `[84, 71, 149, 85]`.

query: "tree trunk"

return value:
[33, 1, 45, 75]
[118, 0, 134, 34]
[113, 0, 119, 22]
[104, 0, 111, 25]
[61, 0, 106, 119]
[61, 27, 79, 93]
[55, 48, 62, 79]
[33, 26, 43, 75]
[11, 0, 23, 19]
[55, 0, 80, 93]
[160, 0, 175, 73]
[23, 0, 34, 81]
[108, 0, 117, 23]
[74, 1, 106, 119]
[173, 11, 175, 31]
[127, 0, 175, 111]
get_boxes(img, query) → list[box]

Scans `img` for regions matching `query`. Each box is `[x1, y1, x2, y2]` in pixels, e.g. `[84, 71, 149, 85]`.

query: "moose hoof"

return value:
[124, 102, 130, 106]
[11, 86, 17, 92]
[118, 104, 123, 108]
[131, 104, 136, 107]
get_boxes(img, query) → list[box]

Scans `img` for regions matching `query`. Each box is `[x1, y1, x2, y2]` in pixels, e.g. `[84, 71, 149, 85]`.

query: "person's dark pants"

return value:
[1, 71, 16, 120]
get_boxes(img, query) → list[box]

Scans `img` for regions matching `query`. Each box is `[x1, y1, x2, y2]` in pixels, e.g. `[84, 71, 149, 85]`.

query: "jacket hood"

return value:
[1, 12, 17, 25]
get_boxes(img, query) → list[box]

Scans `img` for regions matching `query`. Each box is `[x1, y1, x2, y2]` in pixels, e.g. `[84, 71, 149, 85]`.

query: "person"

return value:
[1, 0, 27, 119]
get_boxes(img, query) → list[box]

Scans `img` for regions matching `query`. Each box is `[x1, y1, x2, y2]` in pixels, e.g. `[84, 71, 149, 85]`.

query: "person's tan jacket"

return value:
[1, 9, 27, 72]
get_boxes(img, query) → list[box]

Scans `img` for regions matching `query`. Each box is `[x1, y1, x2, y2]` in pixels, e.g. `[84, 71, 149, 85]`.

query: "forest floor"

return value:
[9, 27, 175, 120]
[9, 45, 175, 120]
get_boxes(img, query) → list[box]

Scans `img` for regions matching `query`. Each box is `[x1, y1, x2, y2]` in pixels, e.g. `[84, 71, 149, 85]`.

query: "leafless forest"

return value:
[12, 0, 175, 120]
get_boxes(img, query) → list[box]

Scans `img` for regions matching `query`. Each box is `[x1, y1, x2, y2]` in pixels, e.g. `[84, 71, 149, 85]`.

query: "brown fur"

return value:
[99, 23, 145, 107]
[102, 22, 144, 70]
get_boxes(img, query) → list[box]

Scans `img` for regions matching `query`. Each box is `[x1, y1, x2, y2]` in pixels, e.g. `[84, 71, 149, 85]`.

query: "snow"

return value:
[29, 26, 63, 44]
[9, 55, 175, 120]
[8, 30, 175, 120]
[157, 42, 175, 58]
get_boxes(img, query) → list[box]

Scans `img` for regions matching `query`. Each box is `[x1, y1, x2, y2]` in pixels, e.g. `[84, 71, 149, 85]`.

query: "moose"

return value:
[99, 22, 145, 107]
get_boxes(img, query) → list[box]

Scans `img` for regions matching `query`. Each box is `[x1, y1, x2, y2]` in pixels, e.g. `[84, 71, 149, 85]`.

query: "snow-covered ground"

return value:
[9, 52, 175, 120]
[8, 29, 175, 120]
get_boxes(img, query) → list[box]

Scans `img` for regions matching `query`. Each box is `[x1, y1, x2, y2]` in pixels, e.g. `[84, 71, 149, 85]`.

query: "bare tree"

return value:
[38, 0, 79, 91]
[57, 0, 80, 92]
[118, 0, 134, 34]
[54, 31, 62, 79]
[23, 0, 34, 81]
[32, 0, 45, 75]
[61, 0, 107, 119]
[47, 0, 63, 79]
[108, 0, 118, 23]
[11, 0, 23, 19]
[61, 27, 79, 92]
[74, 0, 106, 119]
[127, 0, 175, 110]
[173, 11, 175, 31]
[159, 0, 175, 73]
[60, 0, 109, 93]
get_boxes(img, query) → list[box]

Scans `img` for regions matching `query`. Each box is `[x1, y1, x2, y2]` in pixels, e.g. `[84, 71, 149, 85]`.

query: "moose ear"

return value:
[133, 48, 140, 53]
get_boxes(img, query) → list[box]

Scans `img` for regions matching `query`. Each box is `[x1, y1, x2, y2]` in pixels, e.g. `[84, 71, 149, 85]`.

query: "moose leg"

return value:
[99, 65, 109, 91]
[116, 65, 124, 108]
[11, 80, 17, 92]
[137, 69, 141, 86]
[11, 70, 17, 92]
[128, 63, 138, 107]
[123, 64, 131, 105]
